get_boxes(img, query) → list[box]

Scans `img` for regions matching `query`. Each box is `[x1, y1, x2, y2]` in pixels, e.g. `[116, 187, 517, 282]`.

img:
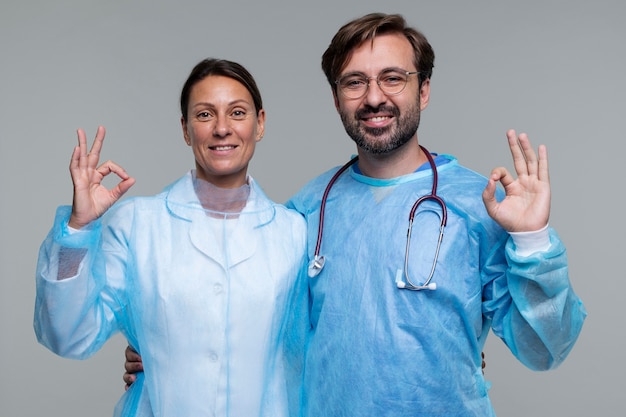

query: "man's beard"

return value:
[340, 102, 421, 155]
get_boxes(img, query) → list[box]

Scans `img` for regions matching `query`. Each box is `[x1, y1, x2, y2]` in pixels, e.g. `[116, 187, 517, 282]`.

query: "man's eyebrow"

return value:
[340, 67, 407, 77]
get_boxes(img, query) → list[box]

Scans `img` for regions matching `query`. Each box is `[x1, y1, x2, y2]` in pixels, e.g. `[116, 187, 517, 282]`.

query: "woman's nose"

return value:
[213, 116, 232, 137]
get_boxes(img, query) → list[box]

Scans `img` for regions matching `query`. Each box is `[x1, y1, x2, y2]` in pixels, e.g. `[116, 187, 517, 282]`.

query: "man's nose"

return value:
[363, 78, 387, 107]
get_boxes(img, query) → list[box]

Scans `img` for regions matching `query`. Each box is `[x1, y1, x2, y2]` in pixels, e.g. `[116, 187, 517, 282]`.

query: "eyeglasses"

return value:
[335, 69, 419, 99]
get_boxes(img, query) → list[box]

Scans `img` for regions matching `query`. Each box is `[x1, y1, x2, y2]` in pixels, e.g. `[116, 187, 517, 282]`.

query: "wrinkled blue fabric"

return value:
[34, 172, 307, 417]
[285, 154, 586, 416]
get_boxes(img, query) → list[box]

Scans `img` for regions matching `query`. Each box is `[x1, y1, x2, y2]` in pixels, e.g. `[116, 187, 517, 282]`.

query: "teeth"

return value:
[368, 116, 390, 122]
[213, 146, 235, 151]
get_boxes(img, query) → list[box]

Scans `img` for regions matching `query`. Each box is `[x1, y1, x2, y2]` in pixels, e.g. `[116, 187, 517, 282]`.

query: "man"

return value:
[126, 13, 586, 416]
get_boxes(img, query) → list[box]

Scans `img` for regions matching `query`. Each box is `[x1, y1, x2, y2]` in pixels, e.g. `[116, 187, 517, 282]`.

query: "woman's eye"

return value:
[232, 110, 247, 119]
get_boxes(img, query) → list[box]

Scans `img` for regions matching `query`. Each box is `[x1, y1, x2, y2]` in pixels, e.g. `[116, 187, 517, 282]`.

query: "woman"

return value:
[34, 58, 307, 416]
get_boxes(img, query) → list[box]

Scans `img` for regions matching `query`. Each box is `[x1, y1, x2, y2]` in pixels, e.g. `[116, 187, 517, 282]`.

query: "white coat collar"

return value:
[164, 172, 276, 268]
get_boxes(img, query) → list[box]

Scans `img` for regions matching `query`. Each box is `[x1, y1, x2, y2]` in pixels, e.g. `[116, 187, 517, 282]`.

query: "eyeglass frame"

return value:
[334, 68, 420, 99]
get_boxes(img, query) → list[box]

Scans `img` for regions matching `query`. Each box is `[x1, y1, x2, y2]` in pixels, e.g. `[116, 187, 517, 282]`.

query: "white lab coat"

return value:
[34, 172, 307, 417]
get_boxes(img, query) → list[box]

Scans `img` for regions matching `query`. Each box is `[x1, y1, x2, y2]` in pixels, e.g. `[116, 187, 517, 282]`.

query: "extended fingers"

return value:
[69, 143, 81, 171]
[507, 130, 547, 180]
[76, 128, 88, 153]
[88, 126, 106, 161]
[75, 126, 106, 169]
[517, 133, 539, 176]
[506, 129, 529, 177]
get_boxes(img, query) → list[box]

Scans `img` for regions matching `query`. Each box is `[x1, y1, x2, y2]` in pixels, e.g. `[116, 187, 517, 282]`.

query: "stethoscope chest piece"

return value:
[308, 255, 325, 278]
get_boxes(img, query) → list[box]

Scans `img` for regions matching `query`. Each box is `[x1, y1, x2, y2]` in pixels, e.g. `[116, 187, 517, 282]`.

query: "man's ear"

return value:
[419, 79, 431, 111]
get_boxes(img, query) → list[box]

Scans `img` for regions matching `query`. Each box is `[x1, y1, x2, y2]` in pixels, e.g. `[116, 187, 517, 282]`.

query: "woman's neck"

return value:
[192, 170, 250, 215]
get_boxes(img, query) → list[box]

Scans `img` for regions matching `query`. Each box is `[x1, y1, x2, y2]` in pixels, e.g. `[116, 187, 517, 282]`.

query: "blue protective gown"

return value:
[285, 154, 586, 416]
[34, 172, 307, 417]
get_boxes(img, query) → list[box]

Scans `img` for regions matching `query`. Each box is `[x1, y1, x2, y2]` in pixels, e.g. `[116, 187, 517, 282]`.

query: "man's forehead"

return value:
[341, 33, 414, 74]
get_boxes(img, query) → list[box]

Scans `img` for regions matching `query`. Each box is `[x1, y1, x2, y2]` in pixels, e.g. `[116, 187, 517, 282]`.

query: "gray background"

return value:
[1, 0, 623, 416]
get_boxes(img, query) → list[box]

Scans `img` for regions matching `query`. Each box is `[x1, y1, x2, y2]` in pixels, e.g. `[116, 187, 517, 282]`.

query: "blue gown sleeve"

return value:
[483, 228, 587, 371]
[33, 205, 124, 359]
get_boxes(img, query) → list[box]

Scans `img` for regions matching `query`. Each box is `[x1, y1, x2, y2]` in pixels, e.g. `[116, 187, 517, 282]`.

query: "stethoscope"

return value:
[307, 145, 447, 291]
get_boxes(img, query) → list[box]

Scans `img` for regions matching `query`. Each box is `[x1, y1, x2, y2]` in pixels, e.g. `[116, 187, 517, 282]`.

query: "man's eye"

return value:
[343, 78, 366, 89]
[381, 75, 403, 85]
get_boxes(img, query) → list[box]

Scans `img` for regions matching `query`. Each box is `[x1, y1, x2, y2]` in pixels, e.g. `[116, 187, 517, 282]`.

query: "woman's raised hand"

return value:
[68, 126, 135, 229]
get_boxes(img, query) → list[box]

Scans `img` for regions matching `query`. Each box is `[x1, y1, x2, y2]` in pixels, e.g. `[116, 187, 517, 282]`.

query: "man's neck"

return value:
[356, 138, 428, 179]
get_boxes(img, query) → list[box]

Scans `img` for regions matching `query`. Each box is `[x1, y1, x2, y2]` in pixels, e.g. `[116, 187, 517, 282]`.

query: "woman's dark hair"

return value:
[180, 58, 263, 122]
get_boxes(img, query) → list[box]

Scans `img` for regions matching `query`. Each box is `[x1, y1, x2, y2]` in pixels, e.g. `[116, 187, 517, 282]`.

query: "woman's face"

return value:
[181, 75, 265, 188]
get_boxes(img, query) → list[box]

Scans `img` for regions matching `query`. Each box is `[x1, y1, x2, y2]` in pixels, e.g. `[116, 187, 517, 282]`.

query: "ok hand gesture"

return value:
[68, 126, 135, 229]
[482, 129, 551, 233]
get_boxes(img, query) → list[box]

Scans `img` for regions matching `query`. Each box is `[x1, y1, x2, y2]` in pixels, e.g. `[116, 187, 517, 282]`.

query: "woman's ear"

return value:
[181, 116, 191, 146]
[256, 109, 266, 142]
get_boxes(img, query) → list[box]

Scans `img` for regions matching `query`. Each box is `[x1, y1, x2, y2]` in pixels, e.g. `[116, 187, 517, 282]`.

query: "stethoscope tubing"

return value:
[308, 145, 446, 289]
[402, 149, 447, 289]
[312, 156, 359, 261]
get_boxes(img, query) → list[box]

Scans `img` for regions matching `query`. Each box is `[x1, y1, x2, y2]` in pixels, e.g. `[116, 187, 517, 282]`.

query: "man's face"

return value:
[334, 33, 430, 155]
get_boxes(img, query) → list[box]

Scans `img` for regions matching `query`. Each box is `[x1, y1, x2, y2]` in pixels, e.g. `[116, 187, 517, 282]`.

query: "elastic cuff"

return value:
[67, 225, 81, 235]
[509, 224, 550, 256]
